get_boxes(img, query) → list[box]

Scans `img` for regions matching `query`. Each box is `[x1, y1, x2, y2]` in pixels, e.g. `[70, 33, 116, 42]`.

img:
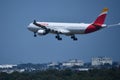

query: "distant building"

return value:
[62, 59, 84, 67]
[77, 68, 89, 71]
[47, 62, 59, 67]
[0, 69, 25, 73]
[0, 64, 17, 68]
[92, 57, 112, 66]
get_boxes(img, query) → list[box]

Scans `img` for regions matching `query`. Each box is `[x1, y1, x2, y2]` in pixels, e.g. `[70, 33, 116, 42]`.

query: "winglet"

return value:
[93, 8, 108, 26]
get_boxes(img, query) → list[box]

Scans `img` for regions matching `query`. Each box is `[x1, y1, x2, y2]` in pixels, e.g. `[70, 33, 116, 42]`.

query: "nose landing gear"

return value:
[34, 32, 37, 37]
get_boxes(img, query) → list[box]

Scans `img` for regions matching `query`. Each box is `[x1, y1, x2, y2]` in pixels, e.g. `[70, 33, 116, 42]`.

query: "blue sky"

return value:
[0, 0, 120, 64]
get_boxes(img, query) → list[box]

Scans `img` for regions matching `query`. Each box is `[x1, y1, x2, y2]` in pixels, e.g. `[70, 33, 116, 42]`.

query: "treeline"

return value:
[0, 68, 120, 80]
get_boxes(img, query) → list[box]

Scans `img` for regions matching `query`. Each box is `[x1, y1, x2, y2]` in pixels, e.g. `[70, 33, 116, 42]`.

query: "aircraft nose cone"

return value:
[27, 23, 38, 32]
[27, 24, 33, 31]
[27, 25, 31, 30]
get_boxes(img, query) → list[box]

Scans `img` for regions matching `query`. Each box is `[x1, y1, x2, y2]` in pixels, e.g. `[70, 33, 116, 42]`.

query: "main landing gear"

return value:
[55, 34, 78, 41]
[71, 35, 78, 41]
[55, 34, 62, 40]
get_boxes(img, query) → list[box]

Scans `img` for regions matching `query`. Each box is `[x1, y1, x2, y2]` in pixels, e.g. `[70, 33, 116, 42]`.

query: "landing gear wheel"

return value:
[71, 35, 78, 41]
[34, 34, 37, 37]
[71, 36, 74, 39]
[34, 32, 37, 37]
[55, 34, 62, 40]
[73, 38, 78, 41]
[55, 36, 58, 39]
[58, 37, 62, 40]
[56, 36, 62, 40]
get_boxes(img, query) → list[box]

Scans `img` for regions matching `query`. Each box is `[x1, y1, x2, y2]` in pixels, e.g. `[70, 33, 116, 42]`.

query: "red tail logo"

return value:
[93, 8, 108, 26]
[85, 8, 108, 33]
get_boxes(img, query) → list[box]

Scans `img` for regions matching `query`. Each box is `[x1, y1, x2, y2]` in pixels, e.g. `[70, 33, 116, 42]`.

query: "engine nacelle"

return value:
[37, 29, 46, 35]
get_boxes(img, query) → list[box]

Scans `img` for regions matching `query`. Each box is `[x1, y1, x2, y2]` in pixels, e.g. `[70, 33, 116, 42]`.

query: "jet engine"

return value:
[37, 29, 47, 35]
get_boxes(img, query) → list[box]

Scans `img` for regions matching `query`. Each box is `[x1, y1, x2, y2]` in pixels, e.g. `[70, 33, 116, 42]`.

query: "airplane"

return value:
[27, 8, 120, 41]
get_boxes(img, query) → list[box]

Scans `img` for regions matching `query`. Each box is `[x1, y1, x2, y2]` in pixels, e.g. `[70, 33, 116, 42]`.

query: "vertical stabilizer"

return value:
[93, 8, 108, 26]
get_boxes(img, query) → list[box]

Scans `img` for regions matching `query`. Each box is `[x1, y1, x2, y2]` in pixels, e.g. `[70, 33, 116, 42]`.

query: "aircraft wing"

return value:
[53, 28, 70, 34]
[48, 26, 70, 34]
[33, 20, 47, 29]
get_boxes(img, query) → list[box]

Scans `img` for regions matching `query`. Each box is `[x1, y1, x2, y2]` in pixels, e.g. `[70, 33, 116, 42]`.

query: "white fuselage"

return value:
[28, 22, 91, 35]
[45, 22, 90, 34]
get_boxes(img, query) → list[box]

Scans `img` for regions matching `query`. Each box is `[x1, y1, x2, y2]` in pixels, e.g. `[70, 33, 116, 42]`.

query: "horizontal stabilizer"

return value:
[107, 23, 120, 27]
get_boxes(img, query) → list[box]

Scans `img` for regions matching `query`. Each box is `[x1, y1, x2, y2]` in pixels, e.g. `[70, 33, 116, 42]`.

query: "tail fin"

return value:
[93, 8, 108, 26]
